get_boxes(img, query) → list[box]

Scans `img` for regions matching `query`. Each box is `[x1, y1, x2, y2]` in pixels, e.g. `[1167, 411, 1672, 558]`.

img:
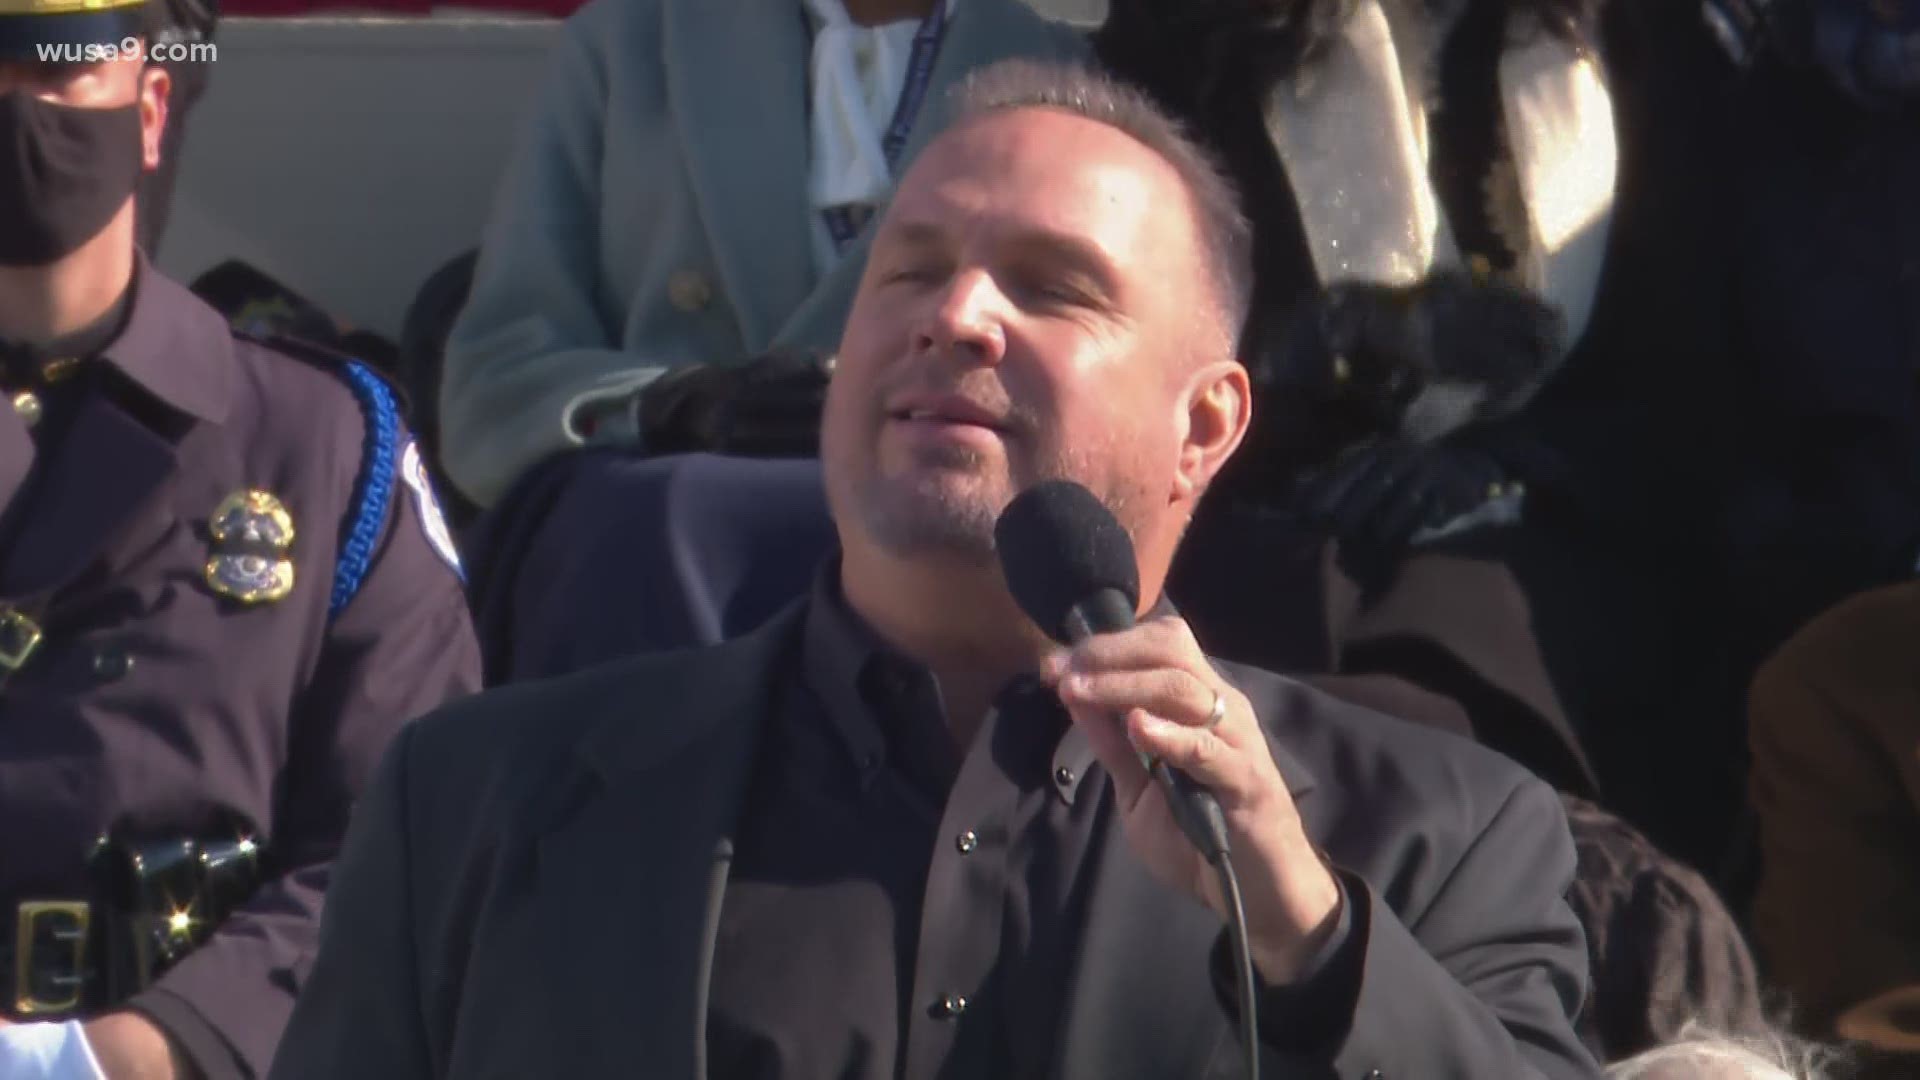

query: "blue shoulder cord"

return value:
[329, 360, 400, 619]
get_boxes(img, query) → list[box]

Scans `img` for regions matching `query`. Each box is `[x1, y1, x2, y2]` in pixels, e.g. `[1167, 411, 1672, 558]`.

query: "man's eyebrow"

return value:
[878, 218, 1122, 298]
[1001, 228, 1121, 298]
[880, 220, 950, 252]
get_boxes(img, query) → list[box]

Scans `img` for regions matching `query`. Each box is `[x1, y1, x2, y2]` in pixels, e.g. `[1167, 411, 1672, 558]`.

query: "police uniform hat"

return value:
[0, 0, 152, 62]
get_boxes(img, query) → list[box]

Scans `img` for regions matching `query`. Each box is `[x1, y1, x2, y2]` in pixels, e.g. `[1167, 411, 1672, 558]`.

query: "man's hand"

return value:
[82, 1013, 187, 1080]
[634, 350, 833, 458]
[1044, 615, 1343, 984]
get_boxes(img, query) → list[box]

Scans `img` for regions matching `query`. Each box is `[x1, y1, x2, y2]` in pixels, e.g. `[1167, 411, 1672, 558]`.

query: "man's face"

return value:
[822, 106, 1234, 564]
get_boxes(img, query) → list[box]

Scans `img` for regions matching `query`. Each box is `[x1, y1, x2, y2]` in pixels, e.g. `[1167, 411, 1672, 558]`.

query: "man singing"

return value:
[272, 59, 1598, 1079]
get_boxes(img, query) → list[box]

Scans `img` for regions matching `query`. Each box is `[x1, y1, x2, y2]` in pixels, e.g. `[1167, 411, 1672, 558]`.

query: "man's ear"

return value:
[138, 63, 171, 171]
[1173, 359, 1251, 504]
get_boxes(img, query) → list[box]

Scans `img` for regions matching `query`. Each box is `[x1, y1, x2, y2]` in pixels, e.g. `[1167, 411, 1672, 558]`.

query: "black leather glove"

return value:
[1231, 273, 1561, 500]
[635, 349, 833, 458]
[1297, 440, 1514, 559]
[1267, 272, 1564, 437]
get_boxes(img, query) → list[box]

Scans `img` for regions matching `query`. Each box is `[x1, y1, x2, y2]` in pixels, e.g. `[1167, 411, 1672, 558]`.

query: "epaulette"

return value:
[243, 332, 404, 620]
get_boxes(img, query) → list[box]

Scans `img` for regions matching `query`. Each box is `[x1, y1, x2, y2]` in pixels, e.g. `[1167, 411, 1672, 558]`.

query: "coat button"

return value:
[91, 644, 134, 682]
[929, 994, 968, 1019]
[955, 830, 978, 854]
[667, 269, 713, 313]
[11, 391, 41, 428]
[1054, 766, 1075, 787]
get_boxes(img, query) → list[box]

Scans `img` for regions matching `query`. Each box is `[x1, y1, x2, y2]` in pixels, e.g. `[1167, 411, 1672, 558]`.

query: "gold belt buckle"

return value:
[0, 609, 42, 673]
[14, 901, 90, 1015]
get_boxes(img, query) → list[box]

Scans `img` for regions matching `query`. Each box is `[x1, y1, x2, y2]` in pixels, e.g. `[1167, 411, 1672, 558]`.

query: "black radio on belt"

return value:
[10, 830, 265, 1017]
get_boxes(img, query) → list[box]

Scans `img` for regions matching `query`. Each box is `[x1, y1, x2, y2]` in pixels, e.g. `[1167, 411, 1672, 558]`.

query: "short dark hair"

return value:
[949, 58, 1254, 350]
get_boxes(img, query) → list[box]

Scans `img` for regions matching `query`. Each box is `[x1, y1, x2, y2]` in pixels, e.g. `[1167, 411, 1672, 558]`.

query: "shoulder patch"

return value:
[402, 439, 464, 578]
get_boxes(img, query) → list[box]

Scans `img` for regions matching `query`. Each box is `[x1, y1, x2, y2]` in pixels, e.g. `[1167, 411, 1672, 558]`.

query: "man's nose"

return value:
[911, 269, 1007, 366]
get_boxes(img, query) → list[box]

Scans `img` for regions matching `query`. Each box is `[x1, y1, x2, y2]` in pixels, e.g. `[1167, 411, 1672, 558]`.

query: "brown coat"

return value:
[1750, 580, 1920, 1037]
[0, 265, 481, 1077]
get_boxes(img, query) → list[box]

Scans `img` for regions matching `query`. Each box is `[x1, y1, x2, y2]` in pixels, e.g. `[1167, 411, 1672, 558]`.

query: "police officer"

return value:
[0, 0, 482, 1075]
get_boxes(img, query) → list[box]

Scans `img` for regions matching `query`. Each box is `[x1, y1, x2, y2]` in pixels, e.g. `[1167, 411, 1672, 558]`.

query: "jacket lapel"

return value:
[773, 0, 1096, 349]
[0, 396, 178, 602]
[526, 605, 805, 1079]
[664, 0, 817, 352]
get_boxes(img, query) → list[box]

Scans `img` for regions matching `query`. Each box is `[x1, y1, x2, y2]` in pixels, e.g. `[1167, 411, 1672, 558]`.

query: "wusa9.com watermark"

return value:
[37, 37, 215, 64]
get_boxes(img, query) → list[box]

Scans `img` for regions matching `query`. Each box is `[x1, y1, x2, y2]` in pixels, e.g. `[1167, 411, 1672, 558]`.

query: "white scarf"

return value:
[1261, 0, 1617, 352]
[802, 0, 954, 272]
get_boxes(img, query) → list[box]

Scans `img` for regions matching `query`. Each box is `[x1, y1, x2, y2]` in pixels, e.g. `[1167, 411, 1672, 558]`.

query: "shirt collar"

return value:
[802, 556, 894, 778]
[95, 255, 236, 424]
[803, 556, 1183, 806]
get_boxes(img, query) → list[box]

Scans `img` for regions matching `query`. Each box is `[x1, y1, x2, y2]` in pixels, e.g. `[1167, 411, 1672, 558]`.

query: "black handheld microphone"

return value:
[995, 480, 1232, 861]
[997, 480, 1263, 1079]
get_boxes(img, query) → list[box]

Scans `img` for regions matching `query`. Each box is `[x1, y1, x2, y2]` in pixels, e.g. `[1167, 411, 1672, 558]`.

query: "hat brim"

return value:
[0, 7, 148, 61]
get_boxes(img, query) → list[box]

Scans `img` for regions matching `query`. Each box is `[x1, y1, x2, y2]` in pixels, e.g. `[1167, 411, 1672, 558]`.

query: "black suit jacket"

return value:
[269, 601, 1598, 1079]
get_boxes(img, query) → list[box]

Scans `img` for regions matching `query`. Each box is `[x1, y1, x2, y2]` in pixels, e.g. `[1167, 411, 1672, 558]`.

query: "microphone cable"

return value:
[990, 481, 1261, 1077]
[1150, 758, 1259, 1080]
[1217, 854, 1260, 1080]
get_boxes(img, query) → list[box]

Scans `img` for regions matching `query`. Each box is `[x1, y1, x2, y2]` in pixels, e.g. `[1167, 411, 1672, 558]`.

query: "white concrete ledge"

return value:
[158, 15, 563, 340]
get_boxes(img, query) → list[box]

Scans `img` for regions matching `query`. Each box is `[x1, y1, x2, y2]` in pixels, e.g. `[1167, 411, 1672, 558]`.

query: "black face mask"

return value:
[0, 93, 143, 267]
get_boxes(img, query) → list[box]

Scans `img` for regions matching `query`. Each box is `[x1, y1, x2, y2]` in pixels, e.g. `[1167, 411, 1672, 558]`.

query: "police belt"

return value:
[3, 834, 264, 1019]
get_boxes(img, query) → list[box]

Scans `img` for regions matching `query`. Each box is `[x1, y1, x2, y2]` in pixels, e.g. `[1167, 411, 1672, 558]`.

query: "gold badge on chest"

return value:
[204, 490, 296, 604]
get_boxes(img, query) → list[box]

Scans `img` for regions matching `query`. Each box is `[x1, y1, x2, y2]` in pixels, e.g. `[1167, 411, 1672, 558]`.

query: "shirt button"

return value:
[1054, 765, 1075, 787]
[955, 830, 978, 854]
[91, 644, 134, 682]
[929, 994, 968, 1019]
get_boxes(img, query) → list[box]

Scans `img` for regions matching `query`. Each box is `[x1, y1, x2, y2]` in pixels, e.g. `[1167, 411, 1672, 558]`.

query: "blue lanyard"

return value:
[818, 0, 951, 252]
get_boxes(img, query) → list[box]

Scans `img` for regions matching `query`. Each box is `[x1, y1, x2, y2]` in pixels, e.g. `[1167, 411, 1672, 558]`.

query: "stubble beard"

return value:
[858, 437, 1146, 567]
[859, 443, 1006, 565]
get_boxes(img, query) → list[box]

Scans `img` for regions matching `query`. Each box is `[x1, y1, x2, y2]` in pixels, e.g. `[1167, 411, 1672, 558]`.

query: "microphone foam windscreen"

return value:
[994, 480, 1139, 643]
